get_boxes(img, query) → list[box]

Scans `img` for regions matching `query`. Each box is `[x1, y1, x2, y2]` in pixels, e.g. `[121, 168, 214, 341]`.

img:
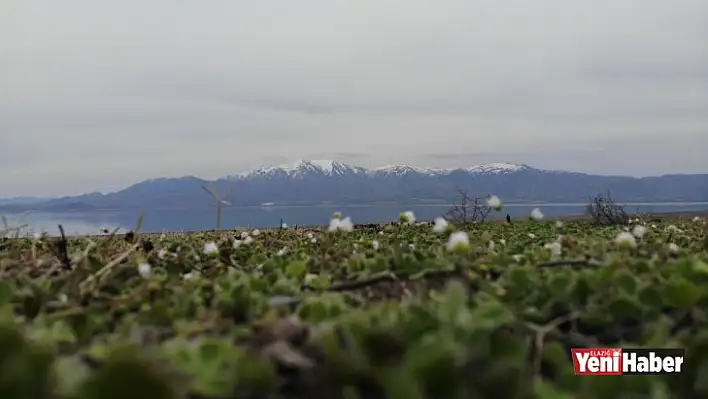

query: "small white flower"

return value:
[529, 208, 544, 221]
[339, 217, 353, 231]
[668, 243, 680, 254]
[499, 239, 506, 245]
[378, 231, 384, 235]
[693, 216, 702, 222]
[486, 195, 502, 211]
[203, 242, 219, 255]
[137, 262, 152, 279]
[277, 247, 288, 256]
[400, 211, 416, 224]
[251, 229, 261, 236]
[233, 239, 242, 248]
[615, 232, 637, 248]
[304, 273, 318, 284]
[432, 217, 448, 233]
[58, 294, 68, 303]
[667, 225, 682, 233]
[159, 233, 166, 241]
[327, 218, 340, 232]
[555, 221, 563, 229]
[240, 231, 249, 239]
[328, 216, 353, 232]
[632, 225, 647, 238]
[488, 240, 495, 251]
[528, 233, 536, 239]
[243, 236, 253, 245]
[194, 255, 200, 261]
[158, 249, 167, 259]
[446, 231, 470, 251]
[544, 242, 562, 256]
[372, 240, 379, 250]
[311, 237, 317, 243]
[512, 254, 523, 262]
[183, 271, 199, 281]
[408, 243, 415, 250]
[651, 224, 657, 229]
[306, 232, 314, 239]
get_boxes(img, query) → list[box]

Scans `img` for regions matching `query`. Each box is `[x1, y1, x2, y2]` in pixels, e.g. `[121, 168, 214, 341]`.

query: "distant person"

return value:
[506, 214, 512, 224]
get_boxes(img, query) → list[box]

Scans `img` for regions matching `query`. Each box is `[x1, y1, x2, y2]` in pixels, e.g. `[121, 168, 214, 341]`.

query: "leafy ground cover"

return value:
[0, 213, 707, 398]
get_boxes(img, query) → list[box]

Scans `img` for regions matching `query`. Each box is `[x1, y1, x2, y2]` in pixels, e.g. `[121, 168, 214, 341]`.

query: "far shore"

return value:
[1, 200, 707, 214]
[54, 209, 705, 239]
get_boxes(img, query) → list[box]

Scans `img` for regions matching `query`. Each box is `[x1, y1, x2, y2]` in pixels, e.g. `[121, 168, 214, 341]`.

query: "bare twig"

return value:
[445, 187, 493, 224]
[80, 243, 140, 294]
[56, 225, 71, 268]
[586, 191, 629, 226]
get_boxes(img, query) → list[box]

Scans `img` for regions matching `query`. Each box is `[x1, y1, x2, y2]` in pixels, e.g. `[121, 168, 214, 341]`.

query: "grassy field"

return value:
[0, 213, 707, 398]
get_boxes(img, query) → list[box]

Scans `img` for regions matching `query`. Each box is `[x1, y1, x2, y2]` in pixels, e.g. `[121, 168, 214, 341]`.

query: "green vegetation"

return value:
[0, 216, 707, 398]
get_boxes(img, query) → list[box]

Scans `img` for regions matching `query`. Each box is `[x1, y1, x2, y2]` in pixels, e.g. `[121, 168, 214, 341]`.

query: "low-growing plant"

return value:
[0, 212, 706, 398]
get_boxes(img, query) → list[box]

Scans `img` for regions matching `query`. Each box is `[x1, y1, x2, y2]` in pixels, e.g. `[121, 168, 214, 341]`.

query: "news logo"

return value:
[571, 348, 685, 375]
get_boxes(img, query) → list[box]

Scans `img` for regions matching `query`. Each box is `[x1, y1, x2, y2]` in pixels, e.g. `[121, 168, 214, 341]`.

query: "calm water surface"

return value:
[2, 202, 706, 236]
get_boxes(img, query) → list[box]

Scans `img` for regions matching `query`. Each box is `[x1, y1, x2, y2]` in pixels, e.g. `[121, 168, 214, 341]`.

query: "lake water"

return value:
[2, 202, 707, 236]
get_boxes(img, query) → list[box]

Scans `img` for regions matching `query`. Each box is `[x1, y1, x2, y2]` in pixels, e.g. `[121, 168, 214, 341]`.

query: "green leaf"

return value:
[198, 339, 223, 364]
[298, 299, 329, 323]
[0, 325, 55, 399]
[469, 295, 515, 330]
[307, 274, 330, 291]
[663, 279, 702, 309]
[285, 260, 307, 280]
[403, 333, 460, 396]
[548, 270, 576, 297]
[0, 281, 12, 307]
[381, 368, 425, 399]
[637, 286, 663, 309]
[613, 270, 638, 295]
[608, 296, 639, 318]
[693, 259, 708, 275]
[233, 352, 276, 395]
[76, 347, 177, 399]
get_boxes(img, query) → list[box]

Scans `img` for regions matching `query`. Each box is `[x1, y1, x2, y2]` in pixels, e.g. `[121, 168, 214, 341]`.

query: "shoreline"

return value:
[71, 209, 707, 238]
[1, 201, 707, 214]
[4, 209, 704, 239]
[556, 209, 708, 222]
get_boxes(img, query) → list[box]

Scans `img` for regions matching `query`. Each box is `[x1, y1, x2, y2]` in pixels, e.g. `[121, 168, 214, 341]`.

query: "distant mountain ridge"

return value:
[226, 160, 531, 179]
[0, 197, 51, 206]
[1, 160, 706, 212]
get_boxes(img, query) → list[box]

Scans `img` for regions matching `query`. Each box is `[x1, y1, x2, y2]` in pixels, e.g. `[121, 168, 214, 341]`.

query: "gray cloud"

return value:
[1, 0, 707, 196]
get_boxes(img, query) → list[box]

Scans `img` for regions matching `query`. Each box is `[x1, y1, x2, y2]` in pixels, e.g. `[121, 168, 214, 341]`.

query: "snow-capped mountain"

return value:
[7, 160, 706, 211]
[228, 160, 368, 179]
[370, 164, 451, 176]
[229, 159, 537, 180]
[462, 162, 530, 174]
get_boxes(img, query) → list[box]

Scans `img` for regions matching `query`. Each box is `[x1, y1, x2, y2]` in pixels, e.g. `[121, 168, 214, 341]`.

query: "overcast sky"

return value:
[1, 0, 707, 197]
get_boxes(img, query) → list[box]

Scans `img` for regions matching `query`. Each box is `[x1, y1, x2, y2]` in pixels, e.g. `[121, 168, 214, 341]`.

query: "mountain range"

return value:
[1, 160, 706, 212]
